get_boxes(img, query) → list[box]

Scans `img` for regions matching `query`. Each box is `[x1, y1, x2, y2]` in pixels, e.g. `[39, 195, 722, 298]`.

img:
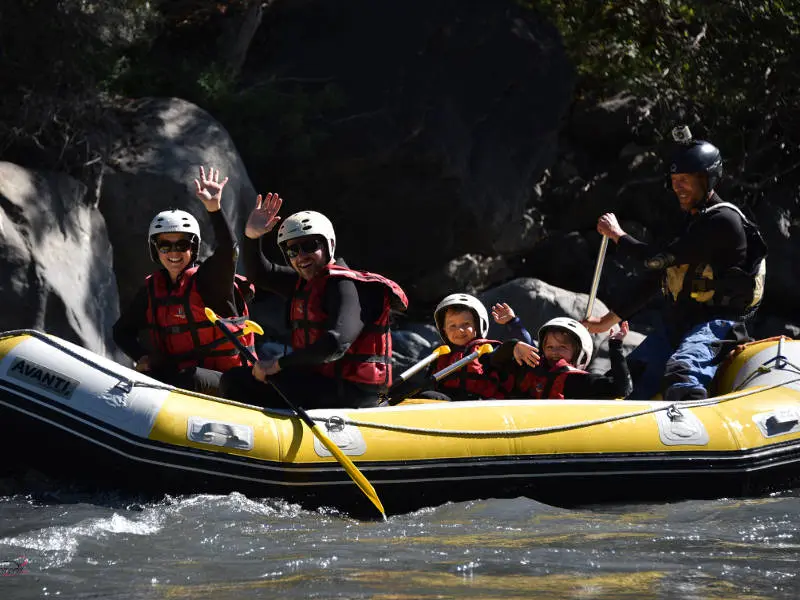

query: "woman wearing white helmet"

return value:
[506, 317, 632, 400]
[112, 166, 257, 394]
[219, 192, 409, 409]
[390, 293, 538, 403]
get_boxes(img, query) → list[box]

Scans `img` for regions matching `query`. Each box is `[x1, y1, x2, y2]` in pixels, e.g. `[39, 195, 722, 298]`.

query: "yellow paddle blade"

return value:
[209, 304, 383, 517]
[433, 345, 451, 357]
[311, 424, 386, 519]
[207, 307, 265, 336]
[476, 343, 495, 356]
[243, 319, 264, 336]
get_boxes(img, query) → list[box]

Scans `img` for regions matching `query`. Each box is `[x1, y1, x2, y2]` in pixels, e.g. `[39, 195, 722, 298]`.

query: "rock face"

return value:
[256, 0, 575, 284]
[753, 197, 800, 323]
[100, 98, 258, 310]
[0, 162, 121, 357]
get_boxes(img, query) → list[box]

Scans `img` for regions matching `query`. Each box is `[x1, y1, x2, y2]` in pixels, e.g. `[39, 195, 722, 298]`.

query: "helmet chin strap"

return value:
[697, 182, 713, 211]
[688, 176, 713, 213]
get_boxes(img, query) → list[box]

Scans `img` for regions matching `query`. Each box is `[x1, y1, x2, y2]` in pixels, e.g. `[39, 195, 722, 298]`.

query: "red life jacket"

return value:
[515, 358, 587, 399]
[432, 338, 509, 400]
[289, 264, 408, 391]
[145, 266, 257, 372]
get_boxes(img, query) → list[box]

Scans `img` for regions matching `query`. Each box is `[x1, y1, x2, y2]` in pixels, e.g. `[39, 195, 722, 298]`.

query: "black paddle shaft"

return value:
[211, 318, 315, 429]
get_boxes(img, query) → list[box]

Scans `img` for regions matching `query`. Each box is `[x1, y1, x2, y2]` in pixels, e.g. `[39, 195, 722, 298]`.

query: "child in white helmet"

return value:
[508, 318, 632, 399]
[112, 166, 256, 395]
[390, 293, 539, 402]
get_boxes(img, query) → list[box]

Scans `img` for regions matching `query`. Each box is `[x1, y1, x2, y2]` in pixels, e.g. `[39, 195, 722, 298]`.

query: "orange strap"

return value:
[729, 335, 787, 359]
[717, 336, 791, 375]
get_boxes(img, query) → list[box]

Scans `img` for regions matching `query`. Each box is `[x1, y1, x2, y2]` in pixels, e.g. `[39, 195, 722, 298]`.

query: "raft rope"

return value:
[3, 329, 800, 437]
[0, 329, 273, 412]
[731, 355, 800, 391]
[317, 373, 800, 437]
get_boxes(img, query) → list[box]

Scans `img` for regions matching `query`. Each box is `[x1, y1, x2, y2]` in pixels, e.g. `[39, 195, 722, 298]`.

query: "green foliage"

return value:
[110, 48, 345, 167]
[527, 0, 800, 192]
[105, 4, 346, 169]
[2, 0, 797, 197]
[0, 0, 341, 175]
[0, 0, 158, 171]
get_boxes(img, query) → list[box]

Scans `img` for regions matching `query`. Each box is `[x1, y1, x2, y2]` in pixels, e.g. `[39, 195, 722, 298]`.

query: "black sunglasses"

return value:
[285, 238, 323, 259]
[155, 239, 192, 254]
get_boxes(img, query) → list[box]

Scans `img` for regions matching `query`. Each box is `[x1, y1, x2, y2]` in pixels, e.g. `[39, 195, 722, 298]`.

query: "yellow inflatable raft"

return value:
[1, 330, 799, 516]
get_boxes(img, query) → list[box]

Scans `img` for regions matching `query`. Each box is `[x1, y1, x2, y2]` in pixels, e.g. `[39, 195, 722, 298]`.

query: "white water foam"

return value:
[0, 509, 164, 569]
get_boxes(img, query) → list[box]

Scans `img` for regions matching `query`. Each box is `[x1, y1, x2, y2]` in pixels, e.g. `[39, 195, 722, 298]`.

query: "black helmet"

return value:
[669, 132, 723, 192]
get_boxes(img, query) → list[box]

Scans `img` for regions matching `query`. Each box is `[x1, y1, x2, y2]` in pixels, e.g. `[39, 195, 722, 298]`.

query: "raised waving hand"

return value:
[491, 302, 516, 325]
[194, 166, 229, 212]
[245, 192, 283, 239]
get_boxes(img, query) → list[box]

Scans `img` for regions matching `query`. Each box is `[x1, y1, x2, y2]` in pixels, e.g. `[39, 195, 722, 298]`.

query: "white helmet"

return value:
[537, 317, 594, 369]
[276, 210, 336, 261]
[147, 209, 201, 262]
[433, 293, 490, 342]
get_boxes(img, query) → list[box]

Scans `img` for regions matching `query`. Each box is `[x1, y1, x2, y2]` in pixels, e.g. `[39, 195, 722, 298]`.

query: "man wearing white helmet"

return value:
[507, 318, 632, 399]
[113, 166, 256, 394]
[219, 192, 408, 409]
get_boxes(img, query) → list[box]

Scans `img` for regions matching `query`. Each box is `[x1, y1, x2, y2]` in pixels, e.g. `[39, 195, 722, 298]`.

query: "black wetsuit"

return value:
[218, 236, 387, 409]
[550, 338, 631, 399]
[608, 193, 759, 400]
[611, 193, 748, 334]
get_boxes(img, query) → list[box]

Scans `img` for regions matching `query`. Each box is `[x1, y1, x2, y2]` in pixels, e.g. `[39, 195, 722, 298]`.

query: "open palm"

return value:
[194, 166, 229, 212]
[245, 192, 283, 239]
[492, 302, 515, 325]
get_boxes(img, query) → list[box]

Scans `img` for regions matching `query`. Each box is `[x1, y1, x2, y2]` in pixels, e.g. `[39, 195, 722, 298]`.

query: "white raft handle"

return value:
[777, 336, 787, 369]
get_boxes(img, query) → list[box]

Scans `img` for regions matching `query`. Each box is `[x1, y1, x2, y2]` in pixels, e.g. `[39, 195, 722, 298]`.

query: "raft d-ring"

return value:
[114, 379, 134, 394]
[326, 415, 346, 432]
[666, 405, 684, 421]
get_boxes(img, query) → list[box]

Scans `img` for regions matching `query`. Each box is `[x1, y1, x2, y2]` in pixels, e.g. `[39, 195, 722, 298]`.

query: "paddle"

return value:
[431, 343, 495, 381]
[393, 345, 451, 387]
[204, 307, 386, 519]
[585, 235, 609, 320]
[387, 343, 494, 405]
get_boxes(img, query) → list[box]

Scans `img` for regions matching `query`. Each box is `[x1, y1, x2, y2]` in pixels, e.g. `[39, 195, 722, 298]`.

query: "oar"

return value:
[393, 345, 451, 387]
[585, 235, 609, 320]
[387, 343, 493, 405]
[431, 343, 495, 382]
[204, 307, 386, 519]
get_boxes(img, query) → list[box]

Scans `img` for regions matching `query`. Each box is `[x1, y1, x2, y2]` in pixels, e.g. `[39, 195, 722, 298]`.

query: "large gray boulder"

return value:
[753, 199, 800, 321]
[256, 0, 575, 284]
[101, 97, 257, 310]
[0, 162, 121, 357]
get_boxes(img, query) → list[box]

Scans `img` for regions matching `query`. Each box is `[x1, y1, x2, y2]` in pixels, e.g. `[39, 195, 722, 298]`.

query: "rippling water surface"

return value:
[1, 482, 798, 599]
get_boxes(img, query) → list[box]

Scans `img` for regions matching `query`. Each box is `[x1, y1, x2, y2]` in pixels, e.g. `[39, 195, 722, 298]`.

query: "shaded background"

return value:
[0, 0, 798, 365]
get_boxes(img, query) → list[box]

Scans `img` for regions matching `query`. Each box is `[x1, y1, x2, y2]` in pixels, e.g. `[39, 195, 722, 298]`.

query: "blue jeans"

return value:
[627, 320, 736, 400]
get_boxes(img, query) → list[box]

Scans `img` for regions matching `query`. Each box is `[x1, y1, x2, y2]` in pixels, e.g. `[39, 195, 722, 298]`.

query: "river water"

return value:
[1, 481, 798, 599]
